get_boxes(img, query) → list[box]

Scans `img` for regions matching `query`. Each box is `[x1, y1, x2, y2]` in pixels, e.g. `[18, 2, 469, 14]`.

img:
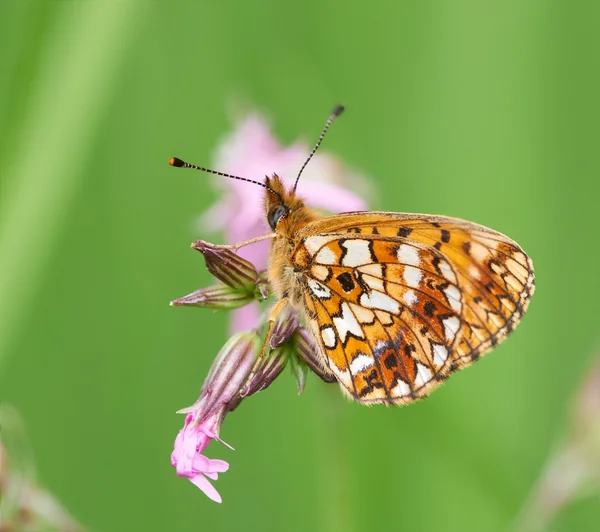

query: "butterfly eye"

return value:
[267, 205, 288, 230]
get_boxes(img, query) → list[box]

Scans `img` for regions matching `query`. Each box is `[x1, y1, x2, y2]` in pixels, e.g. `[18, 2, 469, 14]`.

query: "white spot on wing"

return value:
[415, 363, 433, 387]
[341, 240, 372, 267]
[363, 275, 384, 292]
[511, 251, 528, 269]
[359, 290, 400, 314]
[393, 380, 411, 397]
[321, 326, 336, 348]
[374, 339, 388, 353]
[350, 354, 373, 374]
[444, 285, 462, 312]
[311, 264, 330, 281]
[470, 242, 489, 263]
[397, 244, 420, 266]
[438, 260, 457, 283]
[432, 344, 448, 366]
[443, 316, 460, 341]
[403, 289, 418, 306]
[469, 323, 489, 342]
[358, 263, 383, 278]
[489, 312, 504, 328]
[307, 278, 331, 299]
[349, 303, 375, 324]
[304, 235, 339, 256]
[337, 368, 352, 387]
[333, 302, 364, 343]
[315, 246, 337, 265]
[489, 261, 503, 275]
[506, 274, 523, 291]
[507, 258, 528, 281]
[403, 266, 423, 288]
[375, 310, 393, 325]
[468, 265, 481, 280]
[476, 236, 499, 250]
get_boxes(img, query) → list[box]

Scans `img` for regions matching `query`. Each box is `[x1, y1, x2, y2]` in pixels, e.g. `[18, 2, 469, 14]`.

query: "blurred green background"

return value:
[1, 1, 599, 531]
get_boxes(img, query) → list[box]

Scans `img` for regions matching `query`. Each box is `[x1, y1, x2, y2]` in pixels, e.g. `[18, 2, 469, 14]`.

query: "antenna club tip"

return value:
[169, 157, 185, 167]
[332, 104, 344, 117]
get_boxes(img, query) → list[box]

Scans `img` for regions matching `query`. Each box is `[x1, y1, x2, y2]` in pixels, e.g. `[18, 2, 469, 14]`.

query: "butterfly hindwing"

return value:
[292, 212, 534, 405]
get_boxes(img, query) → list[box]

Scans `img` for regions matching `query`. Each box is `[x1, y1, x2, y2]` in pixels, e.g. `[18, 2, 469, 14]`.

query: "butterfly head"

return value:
[264, 105, 344, 235]
[264, 174, 316, 235]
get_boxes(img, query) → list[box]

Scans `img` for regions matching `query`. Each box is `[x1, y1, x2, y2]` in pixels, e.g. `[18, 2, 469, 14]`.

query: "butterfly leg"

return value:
[209, 232, 276, 252]
[240, 298, 290, 397]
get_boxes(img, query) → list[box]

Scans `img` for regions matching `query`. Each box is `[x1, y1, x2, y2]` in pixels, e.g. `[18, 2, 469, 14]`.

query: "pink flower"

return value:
[170, 332, 286, 503]
[171, 412, 229, 503]
[200, 112, 371, 333]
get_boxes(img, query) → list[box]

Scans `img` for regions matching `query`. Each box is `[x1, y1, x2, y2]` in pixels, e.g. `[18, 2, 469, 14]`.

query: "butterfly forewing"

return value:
[293, 212, 535, 405]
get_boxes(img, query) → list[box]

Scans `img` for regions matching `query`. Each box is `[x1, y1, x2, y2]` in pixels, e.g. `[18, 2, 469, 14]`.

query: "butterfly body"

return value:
[265, 175, 535, 405]
[265, 174, 319, 305]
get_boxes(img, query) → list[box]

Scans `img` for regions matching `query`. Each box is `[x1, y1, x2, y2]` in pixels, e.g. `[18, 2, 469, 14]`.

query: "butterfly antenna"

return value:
[293, 104, 344, 192]
[169, 157, 283, 201]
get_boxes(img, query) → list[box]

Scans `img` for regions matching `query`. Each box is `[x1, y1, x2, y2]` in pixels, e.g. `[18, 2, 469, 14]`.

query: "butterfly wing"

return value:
[291, 212, 535, 405]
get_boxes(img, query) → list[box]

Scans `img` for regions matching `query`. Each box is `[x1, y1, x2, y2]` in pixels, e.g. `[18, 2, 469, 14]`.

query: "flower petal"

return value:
[204, 458, 229, 474]
[298, 180, 367, 213]
[230, 302, 262, 335]
[190, 474, 223, 503]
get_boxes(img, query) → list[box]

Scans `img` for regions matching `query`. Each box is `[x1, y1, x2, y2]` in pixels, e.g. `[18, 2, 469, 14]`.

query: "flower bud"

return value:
[289, 355, 308, 395]
[239, 349, 288, 398]
[178, 332, 260, 420]
[170, 283, 260, 310]
[191, 240, 258, 291]
[256, 271, 270, 299]
[294, 327, 337, 383]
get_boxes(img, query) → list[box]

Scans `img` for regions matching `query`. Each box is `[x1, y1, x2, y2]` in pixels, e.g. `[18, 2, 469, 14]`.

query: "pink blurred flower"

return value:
[515, 353, 600, 530]
[200, 112, 371, 333]
[171, 412, 229, 503]
[1, 404, 84, 531]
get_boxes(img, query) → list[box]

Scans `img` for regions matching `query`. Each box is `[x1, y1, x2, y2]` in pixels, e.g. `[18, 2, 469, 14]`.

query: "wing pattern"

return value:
[292, 212, 535, 405]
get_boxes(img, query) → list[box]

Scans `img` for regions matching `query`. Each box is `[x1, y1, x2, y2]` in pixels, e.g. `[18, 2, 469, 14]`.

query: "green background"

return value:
[1, 1, 599, 531]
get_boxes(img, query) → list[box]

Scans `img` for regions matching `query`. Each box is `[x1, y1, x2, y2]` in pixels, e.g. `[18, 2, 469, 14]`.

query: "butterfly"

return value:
[170, 105, 535, 405]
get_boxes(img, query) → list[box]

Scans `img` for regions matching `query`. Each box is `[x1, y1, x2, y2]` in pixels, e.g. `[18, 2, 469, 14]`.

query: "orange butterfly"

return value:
[170, 105, 535, 405]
